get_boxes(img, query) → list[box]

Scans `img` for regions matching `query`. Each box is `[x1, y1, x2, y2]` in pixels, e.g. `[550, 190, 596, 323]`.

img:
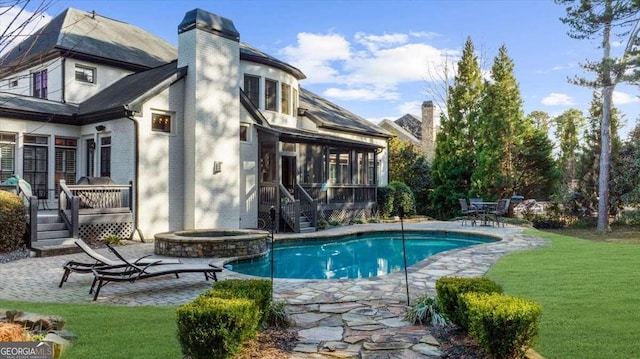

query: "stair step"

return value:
[30, 238, 80, 257]
[37, 230, 71, 240]
[300, 227, 316, 233]
[36, 214, 62, 224]
[38, 222, 67, 231]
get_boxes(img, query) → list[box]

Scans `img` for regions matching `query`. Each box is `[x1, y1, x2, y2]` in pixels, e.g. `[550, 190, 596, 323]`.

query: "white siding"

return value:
[65, 60, 134, 104]
[0, 58, 63, 102]
[178, 27, 241, 230]
[239, 106, 259, 229]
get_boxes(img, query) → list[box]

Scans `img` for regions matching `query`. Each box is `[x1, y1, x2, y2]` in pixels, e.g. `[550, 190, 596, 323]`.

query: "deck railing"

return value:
[295, 183, 317, 228]
[279, 183, 299, 232]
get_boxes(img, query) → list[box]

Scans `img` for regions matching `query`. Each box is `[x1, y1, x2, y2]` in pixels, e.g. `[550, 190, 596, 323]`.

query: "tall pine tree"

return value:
[430, 37, 483, 218]
[473, 45, 525, 198]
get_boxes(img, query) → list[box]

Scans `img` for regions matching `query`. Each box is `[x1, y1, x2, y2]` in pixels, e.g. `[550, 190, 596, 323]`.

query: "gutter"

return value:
[125, 110, 144, 242]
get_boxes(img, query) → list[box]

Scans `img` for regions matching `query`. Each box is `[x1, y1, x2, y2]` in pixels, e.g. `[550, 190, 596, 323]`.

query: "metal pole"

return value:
[269, 206, 276, 301]
[399, 205, 410, 306]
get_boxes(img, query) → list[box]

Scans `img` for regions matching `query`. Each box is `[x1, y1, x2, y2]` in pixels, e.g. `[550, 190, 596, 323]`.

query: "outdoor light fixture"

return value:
[213, 161, 222, 175]
[95, 125, 106, 132]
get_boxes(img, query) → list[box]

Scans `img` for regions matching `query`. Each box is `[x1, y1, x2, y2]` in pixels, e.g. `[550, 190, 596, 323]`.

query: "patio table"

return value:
[473, 202, 497, 226]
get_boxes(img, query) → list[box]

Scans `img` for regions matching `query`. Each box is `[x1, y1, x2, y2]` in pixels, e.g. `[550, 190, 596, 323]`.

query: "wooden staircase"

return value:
[299, 215, 316, 233]
[30, 212, 79, 257]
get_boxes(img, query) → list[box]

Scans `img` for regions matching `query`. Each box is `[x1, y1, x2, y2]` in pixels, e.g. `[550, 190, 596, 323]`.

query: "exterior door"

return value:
[282, 155, 296, 194]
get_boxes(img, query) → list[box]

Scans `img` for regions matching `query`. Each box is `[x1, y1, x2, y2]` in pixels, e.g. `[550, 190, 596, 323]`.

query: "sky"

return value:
[4, 0, 639, 138]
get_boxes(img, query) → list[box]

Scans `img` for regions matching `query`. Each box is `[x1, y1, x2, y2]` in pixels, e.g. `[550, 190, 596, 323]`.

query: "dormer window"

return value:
[32, 69, 47, 99]
[265, 79, 277, 111]
[75, 65, 96, 83]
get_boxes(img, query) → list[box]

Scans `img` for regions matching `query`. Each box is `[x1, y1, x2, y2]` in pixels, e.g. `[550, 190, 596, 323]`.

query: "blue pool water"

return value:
[224, 231, 493, 279]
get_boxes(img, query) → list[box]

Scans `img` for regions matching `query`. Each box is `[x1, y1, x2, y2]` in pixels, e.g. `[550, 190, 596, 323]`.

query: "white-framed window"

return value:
[240, 124, 250, 142]
[281, 83, 291, 115]
[75, 65, 96, 84]
[292, 87, 298, 115]
[265, 79, 277, 111]
[0, 133, 16, 182]
[23, 135, 49, 198]
[151, 113, 172, 133]
[243, 75, 259, 108]
[8, 78, 18, 88]
[32, 69, 47, 99]
[100, 136, 111, 177]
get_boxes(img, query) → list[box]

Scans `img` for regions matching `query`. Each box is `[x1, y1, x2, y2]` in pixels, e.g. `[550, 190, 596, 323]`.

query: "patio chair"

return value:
[490, 198, 510, 227]
[458, 198, 478, 226]
[90, 244, 222, 300]
[58, 239, 181, 288]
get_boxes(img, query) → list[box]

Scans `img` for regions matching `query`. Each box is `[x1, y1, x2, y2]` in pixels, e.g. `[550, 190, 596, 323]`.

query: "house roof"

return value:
[394, 113, 422, 140]
[240, 43, 306, 80]
[270, 125, 383, 149]
[78, 61, 186, 116]
[378, 119, 421, 147]
[0, 62, 186, 123]
[299, 88, 391, 138]
[0, 8, 177, 74]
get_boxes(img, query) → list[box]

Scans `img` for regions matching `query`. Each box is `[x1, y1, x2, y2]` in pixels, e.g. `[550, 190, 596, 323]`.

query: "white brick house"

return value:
[0, 8, 390, 240]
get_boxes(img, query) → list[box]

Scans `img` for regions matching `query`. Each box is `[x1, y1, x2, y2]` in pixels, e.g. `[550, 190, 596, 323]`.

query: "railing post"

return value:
[29, 196, 38, 247]
[312, 199, 318, 230]
[128, 180, 133, 211]
[71, 196, 80, 238]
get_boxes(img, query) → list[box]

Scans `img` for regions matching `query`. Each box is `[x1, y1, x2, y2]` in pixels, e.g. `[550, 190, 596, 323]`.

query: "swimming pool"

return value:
[224, 231, 494, 279]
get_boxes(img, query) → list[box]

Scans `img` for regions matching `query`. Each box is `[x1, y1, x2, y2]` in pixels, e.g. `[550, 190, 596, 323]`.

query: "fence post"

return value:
[294, 200, 301, 232]
[29, 196, 38, 247]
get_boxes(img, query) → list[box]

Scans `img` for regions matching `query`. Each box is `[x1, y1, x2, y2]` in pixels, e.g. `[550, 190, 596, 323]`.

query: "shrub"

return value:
[265, 300, 290, 328]
[531, 215, 566, 229]
[436, 277, 503, 331]
[0, 191, 26, 252]
[102, 234, 124, 245]
[406, 294, 447, 326]
[207, 279, 272, 321]
[317, 219, 329, 230]
[176, 296, 259, 359]
[614, 209, 640, 225]
[388, 181, 416, 216]
[462, 292, 542, 359]
[377, 186, 395, 218]
[349, 217, 364, 224]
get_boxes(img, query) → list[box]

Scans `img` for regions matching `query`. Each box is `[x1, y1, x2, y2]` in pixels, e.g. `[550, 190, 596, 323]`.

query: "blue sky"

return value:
[7, 0, 640, 138]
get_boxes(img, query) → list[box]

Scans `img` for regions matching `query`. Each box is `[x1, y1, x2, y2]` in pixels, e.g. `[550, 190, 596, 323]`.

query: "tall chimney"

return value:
[421, 100, 435, 162]
[177, 9, 241, 229]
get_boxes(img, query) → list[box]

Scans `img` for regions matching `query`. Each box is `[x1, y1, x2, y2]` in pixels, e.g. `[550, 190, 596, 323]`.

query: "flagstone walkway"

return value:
[0, 221, 547, 358]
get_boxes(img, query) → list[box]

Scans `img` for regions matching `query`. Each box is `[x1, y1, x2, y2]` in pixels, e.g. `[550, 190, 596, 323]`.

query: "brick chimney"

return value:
[421, 100, 436, 162]
[177, 9, 241, 229]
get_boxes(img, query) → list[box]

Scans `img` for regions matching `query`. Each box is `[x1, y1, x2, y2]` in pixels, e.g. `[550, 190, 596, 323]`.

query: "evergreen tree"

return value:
[513, 125, 560, 200]
[430, 37, 483, 218]
[556, 0, 640, 231]
[527, 110, 551, 133]
[473, 45, 525, 198]
[553, 108, 585, 189]
[388, 137, 432, 215]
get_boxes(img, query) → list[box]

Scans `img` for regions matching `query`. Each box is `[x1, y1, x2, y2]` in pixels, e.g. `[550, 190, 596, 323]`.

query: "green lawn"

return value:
[486, 229, 640, 359]
[0, 301, 181, 359]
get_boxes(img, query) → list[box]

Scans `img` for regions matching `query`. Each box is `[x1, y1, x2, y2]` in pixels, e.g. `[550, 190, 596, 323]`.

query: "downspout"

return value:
[61, 58, 65, 103]
[126, 110, 144, 242]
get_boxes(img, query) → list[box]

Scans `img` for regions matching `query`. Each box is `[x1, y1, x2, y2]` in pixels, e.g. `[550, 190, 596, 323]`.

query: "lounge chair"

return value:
[58, 239, 181, 288]
[90, 243, 222, 300]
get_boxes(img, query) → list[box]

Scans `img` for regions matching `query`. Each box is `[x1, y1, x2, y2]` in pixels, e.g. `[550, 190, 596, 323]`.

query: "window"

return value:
[300, 144, 324, 184]
[328, 149, 350, 184]
[55, 137, 77, 197]
[8, 78, 18, 88]
[32, 69, 47, 99]
[152, 113, 172, 133]
[243, 75, 259, 108]
[23, 135, 48, 199]
[0, 133, 16, 182]
[265, 79, 277, 111]
[240, 124, 249, 142]
[75, 65, 95, 83]
[281, 83, 291, 115]
[292, 87, 298, 115]
[100, 137, 111, 177]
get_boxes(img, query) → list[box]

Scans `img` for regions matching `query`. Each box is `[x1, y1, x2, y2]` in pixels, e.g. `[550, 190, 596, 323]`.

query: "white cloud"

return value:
[541, 93, 575, 106]
[409, 31, 440, 39]
[280, 31, 459, 101]
[0, 6, 52, 55]
[395, 101, 422, 115]
[613, 91, 640, 105]
[536, 63, 575, 74]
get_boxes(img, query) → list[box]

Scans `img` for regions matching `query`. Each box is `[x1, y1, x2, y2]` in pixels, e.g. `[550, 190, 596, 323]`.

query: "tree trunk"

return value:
[597, 1, 613, 233]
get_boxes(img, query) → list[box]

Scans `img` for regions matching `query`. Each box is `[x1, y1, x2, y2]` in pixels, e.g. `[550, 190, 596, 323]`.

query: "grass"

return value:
[0, 301, 181, 359]
[486, 228, 640, 359]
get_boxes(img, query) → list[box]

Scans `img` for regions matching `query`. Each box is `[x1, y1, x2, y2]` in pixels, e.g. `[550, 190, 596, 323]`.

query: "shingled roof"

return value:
[394, 113, 422, 140]
[299, 88, 390, 138]
[0, 8, 177, 74]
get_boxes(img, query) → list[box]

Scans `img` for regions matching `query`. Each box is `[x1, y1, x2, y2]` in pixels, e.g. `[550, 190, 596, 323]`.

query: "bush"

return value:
[614, 209, 640, 225]
[406, 294, 447, 326]
[176, 296, 260, 359]
[388, 181, 416, 216]
[436, 277, 503, 331]
[265, 300, 290, 328]
[531, 215, 566, 229]
[317, 219, 329, 230]
[377, 186, 395, 218]
[0, 191, 26, 252]
[207, 279, 272, 322]
[462, 292, 542, 359]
